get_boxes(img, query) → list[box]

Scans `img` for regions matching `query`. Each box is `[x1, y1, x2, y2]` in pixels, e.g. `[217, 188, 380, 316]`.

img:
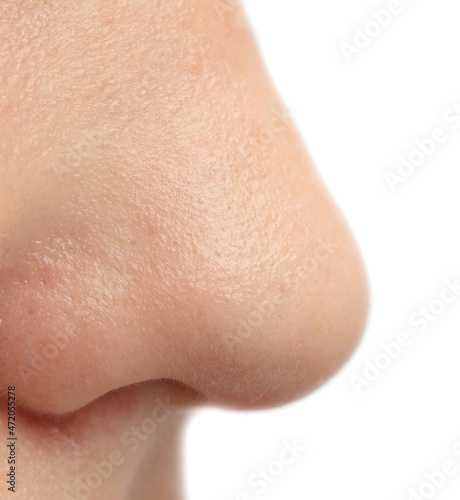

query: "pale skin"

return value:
[0, 1, 369, 499]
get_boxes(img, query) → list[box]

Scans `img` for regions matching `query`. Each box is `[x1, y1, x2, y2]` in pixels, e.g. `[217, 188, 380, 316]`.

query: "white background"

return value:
[185, 1, 460, 499]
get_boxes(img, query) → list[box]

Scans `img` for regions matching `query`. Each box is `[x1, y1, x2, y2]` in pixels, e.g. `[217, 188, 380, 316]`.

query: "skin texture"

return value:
[0, 1, 369, 498]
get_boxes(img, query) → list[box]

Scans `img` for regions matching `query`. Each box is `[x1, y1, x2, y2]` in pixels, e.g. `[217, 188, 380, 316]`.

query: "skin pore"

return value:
[0, 1, 369, 498]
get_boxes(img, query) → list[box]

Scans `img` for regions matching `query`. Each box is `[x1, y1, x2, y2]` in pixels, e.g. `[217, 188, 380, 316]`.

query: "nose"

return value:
[0, 3, 369, 416]
[0, 140, 368, 415]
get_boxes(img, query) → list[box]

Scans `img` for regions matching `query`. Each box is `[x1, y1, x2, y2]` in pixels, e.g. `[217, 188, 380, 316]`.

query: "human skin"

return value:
[0, 1, 369, 499]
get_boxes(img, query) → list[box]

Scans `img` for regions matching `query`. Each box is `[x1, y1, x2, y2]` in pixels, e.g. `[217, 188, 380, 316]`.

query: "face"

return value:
[0, 1, 369, 498]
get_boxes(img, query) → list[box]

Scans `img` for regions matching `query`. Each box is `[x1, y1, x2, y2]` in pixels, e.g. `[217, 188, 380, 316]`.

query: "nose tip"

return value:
[172, 229, 369, 410]
[148, 157, 369, 410]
